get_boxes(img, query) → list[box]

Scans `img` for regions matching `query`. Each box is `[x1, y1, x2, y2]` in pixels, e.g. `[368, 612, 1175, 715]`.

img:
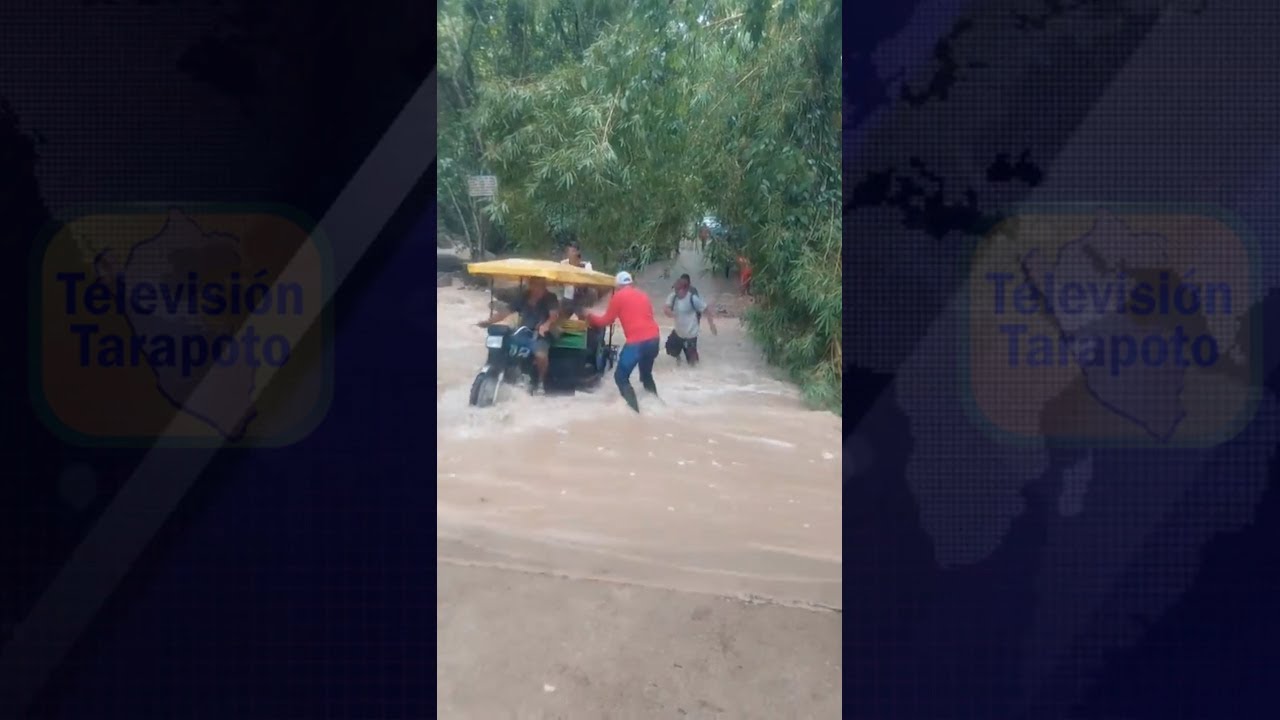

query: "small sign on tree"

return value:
[467, 175, 498, 198]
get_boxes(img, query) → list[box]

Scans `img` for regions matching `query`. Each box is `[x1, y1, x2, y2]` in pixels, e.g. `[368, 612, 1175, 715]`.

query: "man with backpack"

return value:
[663, 273, 717, 366]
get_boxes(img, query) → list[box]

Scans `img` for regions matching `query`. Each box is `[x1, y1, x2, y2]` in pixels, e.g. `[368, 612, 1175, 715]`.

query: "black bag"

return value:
[664, 331, 685, 358]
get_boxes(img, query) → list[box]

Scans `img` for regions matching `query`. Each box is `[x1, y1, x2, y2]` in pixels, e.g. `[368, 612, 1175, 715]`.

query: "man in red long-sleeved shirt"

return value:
[585, 271, 661, 412]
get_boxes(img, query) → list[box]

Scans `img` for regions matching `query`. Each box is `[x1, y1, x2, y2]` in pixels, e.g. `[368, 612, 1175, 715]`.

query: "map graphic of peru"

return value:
[1020, 212, 1187, 442]
[93, 209, 259, 440]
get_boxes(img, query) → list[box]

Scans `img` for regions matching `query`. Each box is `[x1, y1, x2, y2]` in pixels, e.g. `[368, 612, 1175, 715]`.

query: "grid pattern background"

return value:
[843, 1, 1280, 718]
[2, 2, 434, 718]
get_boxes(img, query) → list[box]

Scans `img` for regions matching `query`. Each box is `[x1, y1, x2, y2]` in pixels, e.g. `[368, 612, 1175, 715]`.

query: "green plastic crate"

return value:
[552, 330, 588, 350]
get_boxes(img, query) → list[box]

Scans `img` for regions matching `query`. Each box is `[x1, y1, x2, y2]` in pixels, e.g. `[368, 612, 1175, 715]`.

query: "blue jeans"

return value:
[508, 328, 550, 358]
[615, 338, 660, 395]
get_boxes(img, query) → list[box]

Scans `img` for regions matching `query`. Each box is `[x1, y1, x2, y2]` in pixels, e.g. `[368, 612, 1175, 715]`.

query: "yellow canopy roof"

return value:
[466, 258, 618, 289]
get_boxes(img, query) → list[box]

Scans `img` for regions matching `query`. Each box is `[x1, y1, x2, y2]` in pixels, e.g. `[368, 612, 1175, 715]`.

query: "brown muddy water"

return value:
[436, 249, 842, 610]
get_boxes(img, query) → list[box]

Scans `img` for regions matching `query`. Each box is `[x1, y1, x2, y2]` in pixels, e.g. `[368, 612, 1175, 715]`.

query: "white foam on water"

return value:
[437, 292, 802, 443]
[719, 432, 798, 450]
[436, 248, 836, 466]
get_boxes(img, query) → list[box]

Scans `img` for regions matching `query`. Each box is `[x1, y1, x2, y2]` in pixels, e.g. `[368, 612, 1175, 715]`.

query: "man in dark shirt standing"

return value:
[477, 277, 560, 392]
[559, 241, 594, 318]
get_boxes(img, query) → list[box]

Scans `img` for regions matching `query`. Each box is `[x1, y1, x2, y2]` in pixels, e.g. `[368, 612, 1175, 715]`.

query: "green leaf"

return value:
[441, 0, 842, 412]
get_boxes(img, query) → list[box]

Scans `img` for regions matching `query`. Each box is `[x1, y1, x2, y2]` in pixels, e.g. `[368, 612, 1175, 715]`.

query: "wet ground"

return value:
[437, 564, 842, 719]
[436, 248, 842, 717]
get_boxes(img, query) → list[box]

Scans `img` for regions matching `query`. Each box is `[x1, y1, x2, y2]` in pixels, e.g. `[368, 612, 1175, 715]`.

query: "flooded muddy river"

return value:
[436, 249, 843, 609]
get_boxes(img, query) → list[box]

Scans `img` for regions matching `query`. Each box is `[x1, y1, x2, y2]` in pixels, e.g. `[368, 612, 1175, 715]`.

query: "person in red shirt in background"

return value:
[737, 255, 753, 295]
[585, 271, 661, 413]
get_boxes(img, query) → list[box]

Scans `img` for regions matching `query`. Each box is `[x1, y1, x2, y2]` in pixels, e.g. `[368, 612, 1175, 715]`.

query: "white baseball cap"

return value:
[615, 271, 634, 286]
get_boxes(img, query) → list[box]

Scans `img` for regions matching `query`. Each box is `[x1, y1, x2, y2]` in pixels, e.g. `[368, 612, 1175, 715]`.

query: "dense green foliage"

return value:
[438, 0, 841, 412]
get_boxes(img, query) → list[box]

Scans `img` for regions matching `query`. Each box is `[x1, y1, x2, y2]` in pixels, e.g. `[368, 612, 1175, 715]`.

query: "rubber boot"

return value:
[642, 379, 659, 397]
[620, 386, 641, 413]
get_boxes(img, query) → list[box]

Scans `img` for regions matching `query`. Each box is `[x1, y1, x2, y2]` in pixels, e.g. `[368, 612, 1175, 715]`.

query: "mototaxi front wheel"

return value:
[469, 372, 501, 407]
